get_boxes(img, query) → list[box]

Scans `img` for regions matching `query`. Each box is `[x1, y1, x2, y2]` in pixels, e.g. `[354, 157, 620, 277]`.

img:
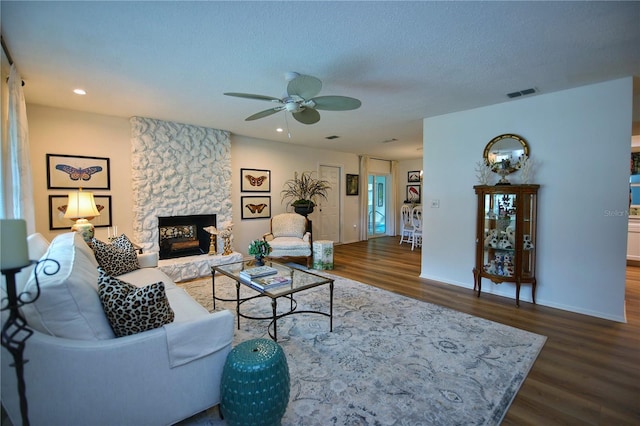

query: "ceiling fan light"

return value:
[285, 102, 301, 113]
[285, 71, 300, 81]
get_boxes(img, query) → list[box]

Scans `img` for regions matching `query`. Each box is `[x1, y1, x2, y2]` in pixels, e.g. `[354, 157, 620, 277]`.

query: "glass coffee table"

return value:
[212, 259, 334, 341]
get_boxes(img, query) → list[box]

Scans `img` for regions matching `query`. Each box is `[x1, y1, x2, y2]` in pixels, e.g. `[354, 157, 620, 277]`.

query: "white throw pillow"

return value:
[21, 232, 115, 340]
[12, 233, 51, 294]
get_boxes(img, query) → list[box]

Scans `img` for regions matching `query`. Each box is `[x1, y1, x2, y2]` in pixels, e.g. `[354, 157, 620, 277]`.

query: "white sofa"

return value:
[1, 232, 234, 426]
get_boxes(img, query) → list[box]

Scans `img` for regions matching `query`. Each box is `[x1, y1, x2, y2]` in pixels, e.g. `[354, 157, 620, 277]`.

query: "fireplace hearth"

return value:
[158, 214, 216, 260]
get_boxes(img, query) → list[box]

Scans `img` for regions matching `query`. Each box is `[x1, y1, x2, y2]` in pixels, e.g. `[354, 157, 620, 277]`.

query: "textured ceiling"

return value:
[1, 1, 639, 160]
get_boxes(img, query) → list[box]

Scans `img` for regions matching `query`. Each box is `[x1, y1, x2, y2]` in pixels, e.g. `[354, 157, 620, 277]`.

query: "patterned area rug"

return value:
[178, 273, 545, 426]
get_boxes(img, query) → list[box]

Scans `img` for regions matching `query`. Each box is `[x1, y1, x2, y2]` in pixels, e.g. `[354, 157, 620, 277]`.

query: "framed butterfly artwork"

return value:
[47, 154, 110, 189]
[49, 194, 112, 230]
[240, 168, 270, 193]
[241, 196, 271, 220]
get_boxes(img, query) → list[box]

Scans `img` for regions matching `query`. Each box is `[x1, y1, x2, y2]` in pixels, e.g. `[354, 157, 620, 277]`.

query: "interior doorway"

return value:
[317, 165, 341, 242]
[368, 174, 388, 237]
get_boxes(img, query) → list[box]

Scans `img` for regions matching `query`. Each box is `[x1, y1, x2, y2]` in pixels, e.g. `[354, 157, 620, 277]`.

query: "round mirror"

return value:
[483, 134, 529, 184]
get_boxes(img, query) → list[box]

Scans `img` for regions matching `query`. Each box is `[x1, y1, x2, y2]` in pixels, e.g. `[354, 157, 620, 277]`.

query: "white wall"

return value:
[396, 158, 423, 230]
[26, 105, 362, 256]
[27, 105, 133, 243]
[422, 77, 633, 322]
[230, 135, 361, 253]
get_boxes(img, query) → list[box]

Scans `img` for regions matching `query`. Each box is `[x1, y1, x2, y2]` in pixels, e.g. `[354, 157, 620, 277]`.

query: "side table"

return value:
[312, 240, 334, 270]
[220, 338, 290, 425]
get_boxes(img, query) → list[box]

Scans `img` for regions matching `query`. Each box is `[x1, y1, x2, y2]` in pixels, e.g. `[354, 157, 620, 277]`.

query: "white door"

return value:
[317, 165, 340, 242]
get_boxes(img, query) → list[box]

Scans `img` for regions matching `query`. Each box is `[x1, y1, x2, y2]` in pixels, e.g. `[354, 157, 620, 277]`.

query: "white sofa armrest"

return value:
[1, 309, 234, 426]
[303, 231, 311, 242]
[164, 310, 234, 367]
[137, 251, 159, 268]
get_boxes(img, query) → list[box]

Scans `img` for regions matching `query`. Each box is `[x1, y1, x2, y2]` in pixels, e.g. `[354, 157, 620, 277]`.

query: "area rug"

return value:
[177, 273, 546, 426]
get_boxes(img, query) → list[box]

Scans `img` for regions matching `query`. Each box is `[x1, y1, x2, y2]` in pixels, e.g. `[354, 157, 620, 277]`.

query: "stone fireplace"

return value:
[158, 214, 216, 259]
[130, 116, 233, 254]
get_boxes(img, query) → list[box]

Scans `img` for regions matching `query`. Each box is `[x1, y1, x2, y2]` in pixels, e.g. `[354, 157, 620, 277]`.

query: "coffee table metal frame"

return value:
[211, 259, 334, 341]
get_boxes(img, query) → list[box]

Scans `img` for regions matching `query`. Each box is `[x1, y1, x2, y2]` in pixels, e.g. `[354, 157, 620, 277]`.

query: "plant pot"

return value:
[293, 203, 315, 216]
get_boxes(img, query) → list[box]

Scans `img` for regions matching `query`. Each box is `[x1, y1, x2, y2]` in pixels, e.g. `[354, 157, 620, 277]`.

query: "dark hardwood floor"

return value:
[330, 237, 639, 425]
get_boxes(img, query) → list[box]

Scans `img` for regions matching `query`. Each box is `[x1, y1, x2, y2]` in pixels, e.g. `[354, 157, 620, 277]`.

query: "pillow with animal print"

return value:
[91, 234, 139, 276]
[97, 268, 174, 337]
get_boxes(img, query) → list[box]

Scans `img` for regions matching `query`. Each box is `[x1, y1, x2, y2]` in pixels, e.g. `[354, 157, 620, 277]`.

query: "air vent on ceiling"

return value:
[325, 135, 340, 140]
[507, 88, 537, 98]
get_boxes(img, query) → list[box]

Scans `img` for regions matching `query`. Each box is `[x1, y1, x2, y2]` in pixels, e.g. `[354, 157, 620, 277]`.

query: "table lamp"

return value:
[64, 189, 100, 242]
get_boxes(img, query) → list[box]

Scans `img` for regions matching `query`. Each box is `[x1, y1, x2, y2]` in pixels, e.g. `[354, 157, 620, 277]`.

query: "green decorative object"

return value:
[248, 239, 271, 265]
[312, 240, 334, 270]
[221, 338, 290, 426]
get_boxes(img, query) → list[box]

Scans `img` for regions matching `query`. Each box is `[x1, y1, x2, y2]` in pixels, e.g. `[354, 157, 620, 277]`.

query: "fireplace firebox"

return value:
[158, 214, 216, 259]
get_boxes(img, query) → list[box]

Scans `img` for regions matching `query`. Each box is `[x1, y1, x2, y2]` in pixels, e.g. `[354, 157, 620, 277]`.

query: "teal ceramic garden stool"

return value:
[220, 338, 290, 426]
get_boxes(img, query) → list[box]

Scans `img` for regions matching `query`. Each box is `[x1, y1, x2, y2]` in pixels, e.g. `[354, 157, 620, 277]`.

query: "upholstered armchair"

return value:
[263, 213, 312, 268]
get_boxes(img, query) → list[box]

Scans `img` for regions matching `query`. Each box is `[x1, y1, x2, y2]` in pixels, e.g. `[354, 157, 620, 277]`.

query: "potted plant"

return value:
[248, 239, 271, 266]
[280, 171, 331, 216]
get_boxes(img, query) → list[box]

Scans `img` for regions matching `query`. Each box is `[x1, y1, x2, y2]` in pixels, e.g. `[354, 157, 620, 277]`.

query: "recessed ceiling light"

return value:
[73, 88, 86, 95]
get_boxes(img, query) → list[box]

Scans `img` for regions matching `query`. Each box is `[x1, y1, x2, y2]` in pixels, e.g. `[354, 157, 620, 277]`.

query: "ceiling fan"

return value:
[224, 72, 361, 125]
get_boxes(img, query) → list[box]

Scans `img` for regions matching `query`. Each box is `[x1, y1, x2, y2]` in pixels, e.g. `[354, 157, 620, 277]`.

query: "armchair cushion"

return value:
[270, 213, 307, 238]
[97, 268, 175, 337]
[91, 234, 140, 276]
[268, 236, 312, 252]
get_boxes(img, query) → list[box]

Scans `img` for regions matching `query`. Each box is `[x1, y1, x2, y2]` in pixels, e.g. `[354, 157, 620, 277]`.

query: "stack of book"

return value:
[249, 275, 292, 290]
[239, 265, 278, 280]
[239, 265, 292, 290]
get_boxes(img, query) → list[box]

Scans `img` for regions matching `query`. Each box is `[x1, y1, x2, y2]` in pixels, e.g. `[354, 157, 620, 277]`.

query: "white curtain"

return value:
[388, 160, 399, 236]
[358, 155, 369, 241]
[1, 64, 35, 233]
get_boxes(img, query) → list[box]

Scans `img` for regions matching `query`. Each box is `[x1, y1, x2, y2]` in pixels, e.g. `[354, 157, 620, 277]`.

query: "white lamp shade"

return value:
[64, 190, 100, 220]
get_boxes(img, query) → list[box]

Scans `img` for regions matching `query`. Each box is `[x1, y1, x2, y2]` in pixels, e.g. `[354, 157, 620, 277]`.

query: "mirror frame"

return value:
[483, 133, 530, 174]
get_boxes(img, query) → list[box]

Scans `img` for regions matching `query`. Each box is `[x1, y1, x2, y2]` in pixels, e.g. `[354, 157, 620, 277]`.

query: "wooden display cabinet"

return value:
[473, 184, 539, 306]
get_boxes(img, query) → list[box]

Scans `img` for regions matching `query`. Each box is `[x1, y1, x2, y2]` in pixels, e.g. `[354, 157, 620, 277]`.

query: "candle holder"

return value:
[222, 235, 233, 256]
[1, 258, 60, 426]
[208, 233, 217, 255]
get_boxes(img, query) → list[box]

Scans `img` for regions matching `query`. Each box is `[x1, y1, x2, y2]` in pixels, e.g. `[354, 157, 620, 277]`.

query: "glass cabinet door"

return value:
[482, 192, 517, 278]
[519, 191, 536, 279]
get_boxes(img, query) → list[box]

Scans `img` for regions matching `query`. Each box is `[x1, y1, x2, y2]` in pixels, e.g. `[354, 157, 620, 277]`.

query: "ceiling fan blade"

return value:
[310, 95, 362, 111]
[246, 107, 283, 121]
[293, 108, 321, 125]
[224, 92, 282, 102]
[287, 75, 322, 99]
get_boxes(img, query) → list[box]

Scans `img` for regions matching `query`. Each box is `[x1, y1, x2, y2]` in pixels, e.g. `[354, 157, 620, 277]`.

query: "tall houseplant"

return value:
[281, 171, 331, 216]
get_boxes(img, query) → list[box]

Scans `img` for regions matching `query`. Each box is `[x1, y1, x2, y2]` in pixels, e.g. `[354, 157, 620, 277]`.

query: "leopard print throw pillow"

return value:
[91, 234, 140, 276]
[98, 268, 174, 337]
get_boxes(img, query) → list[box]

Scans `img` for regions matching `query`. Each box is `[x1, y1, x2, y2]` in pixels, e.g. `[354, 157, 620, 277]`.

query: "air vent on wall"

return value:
[325, 135, 340, 140]
[507, 88, 537, 98]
